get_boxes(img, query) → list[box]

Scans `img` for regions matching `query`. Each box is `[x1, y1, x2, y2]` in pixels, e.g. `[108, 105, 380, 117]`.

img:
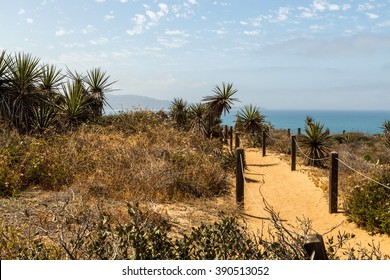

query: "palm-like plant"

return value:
[237, 104, 265, 134]
[58, 81, 92, 126]
[301, 116, 331, 167]
[6, 52, 42, 131]
[202, 82, 239, 137]
[169, 98, 188, 129]
[202, 82, 239, 117]
[188, 102, 207, 135]
[85, 67, 115, 118]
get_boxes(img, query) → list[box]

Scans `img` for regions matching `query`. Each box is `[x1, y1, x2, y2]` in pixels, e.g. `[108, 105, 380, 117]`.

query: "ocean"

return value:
[221, 109, 390, 135]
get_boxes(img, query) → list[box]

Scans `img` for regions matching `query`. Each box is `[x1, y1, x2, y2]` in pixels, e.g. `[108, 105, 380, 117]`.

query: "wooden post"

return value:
[224, 125, 228, 144]
[262, 130, 266, 157]
[287, 128, 291, 138]
[235, 132, 241, 149]
[229, 126, 233, 151]
[236, 148, 244, 206]
[303, 234, 328, 260]
[329, 152, 339, 214]
[291, 135, 296, 171]
[297, 127, 301, 136]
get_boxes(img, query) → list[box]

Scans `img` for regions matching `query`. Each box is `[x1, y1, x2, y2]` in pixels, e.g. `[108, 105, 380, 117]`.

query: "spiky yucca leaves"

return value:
[301, 117, 331, 167]
[39, 64, 63, 97]
[188, 102, 207, 135]
[85, 67, 115, 118]
[31, 101, 58, 133]
[6, 53, 42, 131]
[202, 82, 239, 137]
[169, 98, 188, 129]
[237, 104, 266, 134]
[202, 82, 238, 118]
[58, 81, 92, 126]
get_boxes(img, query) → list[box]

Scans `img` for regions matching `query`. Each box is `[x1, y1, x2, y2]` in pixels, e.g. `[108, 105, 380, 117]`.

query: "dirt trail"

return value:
[241, 148, 390, 257]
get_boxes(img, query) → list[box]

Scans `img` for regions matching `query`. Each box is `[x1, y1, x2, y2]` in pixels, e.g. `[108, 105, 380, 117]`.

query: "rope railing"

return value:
[293, 138, 330, 162]
[238, 153, 270, 218]
[265, 131, 289, 143]
[336, 157, 390, 191]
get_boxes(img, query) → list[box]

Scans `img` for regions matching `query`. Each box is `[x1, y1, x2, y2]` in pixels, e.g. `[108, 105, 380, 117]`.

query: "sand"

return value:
[241, 148, 390, 258]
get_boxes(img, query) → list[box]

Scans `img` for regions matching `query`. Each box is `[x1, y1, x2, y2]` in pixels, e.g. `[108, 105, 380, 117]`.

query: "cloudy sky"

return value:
[1, 0, 390, 110]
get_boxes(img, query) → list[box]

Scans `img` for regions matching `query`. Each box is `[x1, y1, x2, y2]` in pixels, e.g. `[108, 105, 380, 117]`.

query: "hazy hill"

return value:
[104, 94, 171, 113]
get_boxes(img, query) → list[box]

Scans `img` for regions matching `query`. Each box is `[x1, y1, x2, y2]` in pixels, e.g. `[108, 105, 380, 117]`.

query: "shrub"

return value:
[344, 173, 390, 235]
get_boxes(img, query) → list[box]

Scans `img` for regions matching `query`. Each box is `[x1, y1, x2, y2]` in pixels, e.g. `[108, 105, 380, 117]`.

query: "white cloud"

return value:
[312, 0, 326, 12]
[82, 25, 95, 34]
[357, 3, 375, 11]
[366, 13, 379, 19]
[342, 4, 351, 11]
[90, 37, 109, 45]
[104, 11, 115, 21]
[212, 29, 227, 35]
[165, 29, 188, 36]
[18, 8, 26, 15]
[378, 21, 390, 27]
[157, 37, 188, 48]
[126, 14, 146, 36]
[243, 30, 260, 36]
[26, 18, 34, 24]
[275, 7, 289, 22]
[55, 27, 74, 36]
[328, 4, 340, 11]
[187, 0, 197, 4]
[120, 0, 128, 2]
[95, 0, 106, 3]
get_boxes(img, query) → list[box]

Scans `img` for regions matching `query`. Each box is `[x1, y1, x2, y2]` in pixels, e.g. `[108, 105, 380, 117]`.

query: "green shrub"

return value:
[345, 175, 390, 235]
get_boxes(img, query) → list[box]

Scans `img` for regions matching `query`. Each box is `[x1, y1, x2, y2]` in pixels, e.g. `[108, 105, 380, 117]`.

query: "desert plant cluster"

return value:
[1, 51, 390, 260]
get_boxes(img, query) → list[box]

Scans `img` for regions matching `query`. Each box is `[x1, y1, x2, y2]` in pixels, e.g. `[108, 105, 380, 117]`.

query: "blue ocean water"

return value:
[222, 109, 390, 135]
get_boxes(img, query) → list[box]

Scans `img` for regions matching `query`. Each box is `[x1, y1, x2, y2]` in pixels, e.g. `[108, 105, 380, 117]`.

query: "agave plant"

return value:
[237, 104, 265, 134]
[300, 116, 331, 167]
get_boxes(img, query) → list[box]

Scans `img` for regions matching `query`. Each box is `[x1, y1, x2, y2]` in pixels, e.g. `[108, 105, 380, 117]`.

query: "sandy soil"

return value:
[241, 148, 390, 257]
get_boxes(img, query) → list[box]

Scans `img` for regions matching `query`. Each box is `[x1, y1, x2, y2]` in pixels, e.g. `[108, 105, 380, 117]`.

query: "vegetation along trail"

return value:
[241, 148, 390, 257]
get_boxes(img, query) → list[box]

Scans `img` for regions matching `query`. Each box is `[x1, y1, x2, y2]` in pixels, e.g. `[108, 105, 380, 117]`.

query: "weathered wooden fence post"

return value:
[297, 127, 301, 136]
[223, 125, 228, 144]
[236, 147, 244, 206]
[303, 234, 328, 260]
[291, 135, 296, 171]
[229, 126, 233, 151]
[329, 152, 339, 214]
[235, 132, 241, 149]
[262, 130, 266, 157]
[287, 128, 291, 138]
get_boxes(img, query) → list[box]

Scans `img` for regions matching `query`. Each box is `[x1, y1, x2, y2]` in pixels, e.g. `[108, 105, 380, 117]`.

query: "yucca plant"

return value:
[202, 82, 239, 137]
[169, 97, 188, 129]
[300, 116, 331, 167]
[237, 104, 265, 134]
[31, 101, 57, 133]
[57, 81, 92, 126]
[85, 67, 115, 118]
[188, 102, 207, 135]
[5, 52, 42, 132]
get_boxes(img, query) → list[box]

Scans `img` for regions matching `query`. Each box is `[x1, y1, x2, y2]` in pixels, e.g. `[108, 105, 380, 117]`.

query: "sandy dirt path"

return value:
[241, 148, 390, 257]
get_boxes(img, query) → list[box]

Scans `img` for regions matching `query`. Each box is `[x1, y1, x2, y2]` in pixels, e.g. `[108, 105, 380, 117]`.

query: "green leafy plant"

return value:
[300, 116, 331, 167]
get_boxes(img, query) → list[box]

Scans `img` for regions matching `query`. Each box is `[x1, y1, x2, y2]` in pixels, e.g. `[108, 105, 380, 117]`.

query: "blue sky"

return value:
[1, 0, 390, 110]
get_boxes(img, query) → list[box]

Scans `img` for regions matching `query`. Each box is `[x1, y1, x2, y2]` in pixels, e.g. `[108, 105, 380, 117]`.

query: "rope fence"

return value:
[231, 128, 390, 215]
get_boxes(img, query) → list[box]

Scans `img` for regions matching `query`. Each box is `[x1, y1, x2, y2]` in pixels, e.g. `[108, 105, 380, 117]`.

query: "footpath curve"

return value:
[241, 148, 390, 257]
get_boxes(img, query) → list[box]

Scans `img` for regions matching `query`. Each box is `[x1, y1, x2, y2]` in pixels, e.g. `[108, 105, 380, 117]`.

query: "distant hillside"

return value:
[104, 94, 171, 113]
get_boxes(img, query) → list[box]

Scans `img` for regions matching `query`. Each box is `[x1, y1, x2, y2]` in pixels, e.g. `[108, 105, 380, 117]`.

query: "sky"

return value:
[1, 0, 390, 110]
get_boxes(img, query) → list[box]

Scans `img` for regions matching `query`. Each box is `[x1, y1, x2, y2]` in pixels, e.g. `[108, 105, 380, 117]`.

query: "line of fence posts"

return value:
[233, 132, 329, 259]
[262, 130, 266, 157]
